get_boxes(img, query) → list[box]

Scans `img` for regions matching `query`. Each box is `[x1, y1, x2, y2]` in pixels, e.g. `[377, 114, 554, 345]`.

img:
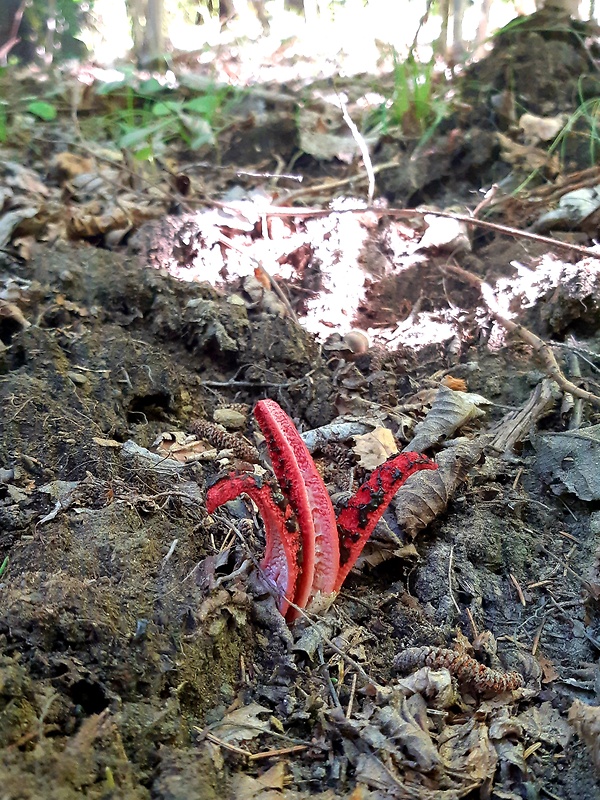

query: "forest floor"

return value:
[1, 7, 600, 800]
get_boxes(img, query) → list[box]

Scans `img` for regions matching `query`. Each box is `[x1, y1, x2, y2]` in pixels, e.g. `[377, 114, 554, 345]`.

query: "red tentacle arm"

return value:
[254, 399, 340, 617]
[334, 452, 437, 591]
[206, 473, 299, 616]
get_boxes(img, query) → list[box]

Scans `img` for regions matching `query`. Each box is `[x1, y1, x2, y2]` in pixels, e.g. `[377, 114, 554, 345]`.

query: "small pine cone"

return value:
[393, 646, 524, 694]
[321, 442, 356, 471]
[189, 419, 259, 463]
[369, 347, 386, 373]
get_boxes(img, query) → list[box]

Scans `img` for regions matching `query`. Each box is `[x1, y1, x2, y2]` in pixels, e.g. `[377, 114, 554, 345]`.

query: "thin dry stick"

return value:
[398, 208, 600, 259]
[338, 93, 375, 205]
[443, 261, 600, 407]
[255, 264, 299, 324]
[566, 351, 584, 429]
[204, 731, 253, 757]
[509, 573, 527, 607]
[258, 203, 600, 260]
[345, 672, 358, 719]
[531, 617, 546, 656]
[538, 544, 592, 591]
[271, 160, 400, 206]
[318, 644, 342, 710]
[523, 741, 543, 760]
[249, 744, 309, 761]
[465, 608, 479, 639]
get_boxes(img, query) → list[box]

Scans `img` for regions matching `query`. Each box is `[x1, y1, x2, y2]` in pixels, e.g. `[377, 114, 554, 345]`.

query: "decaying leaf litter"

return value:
[1, 8, 600, 799]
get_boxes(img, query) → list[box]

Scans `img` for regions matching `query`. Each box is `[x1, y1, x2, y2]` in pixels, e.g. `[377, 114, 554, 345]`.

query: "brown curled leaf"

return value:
[404, 384, 490, 453]
[394, 646, 524, 694]
[392, 438, 485, 538]
[568, 699, 600, 772]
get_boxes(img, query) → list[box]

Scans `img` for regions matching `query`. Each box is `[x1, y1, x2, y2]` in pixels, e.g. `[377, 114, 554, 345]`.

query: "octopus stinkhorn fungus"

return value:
[206, 399, 436, 621]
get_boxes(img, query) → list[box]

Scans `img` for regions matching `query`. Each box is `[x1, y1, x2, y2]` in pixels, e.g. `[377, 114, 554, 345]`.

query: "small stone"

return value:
[67, 371, 88, 385]
[213, 408, 247, 429]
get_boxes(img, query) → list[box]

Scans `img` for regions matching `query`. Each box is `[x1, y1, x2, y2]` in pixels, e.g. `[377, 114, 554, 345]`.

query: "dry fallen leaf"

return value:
[395, 666, 457, 709]
[352, 428, 398, 469]
[393, 438, 485, 538]
[438, 717, 497, 786]
[497, 132, 560, 176]
[519, 112, 565, 144]
[210, 702, 273, 745]
[537, 655, 559, 684]
[154, 430, 216, 462]
[52, 152, 96, 181]
[517, 702, 572, 750]
[405, 385, 490, 453]
[568, 700, 600, 772]
[228, 762, 286, 800]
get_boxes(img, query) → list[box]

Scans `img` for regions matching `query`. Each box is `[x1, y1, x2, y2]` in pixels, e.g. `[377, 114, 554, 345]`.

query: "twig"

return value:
[338, 93, 375, 205]
[185, 162, 303, 182]
[566, 351, 583, 429]
[202, 369, 315, 392]
[443, 261, 600, 407]
[465, 608, 479, 639]
[254, 264, 298, 323]
[540, 786, 565, 800]
[531, 617, 546, 656]
[545, 592, 600, 650]
[448, 545, 461, 616]
[249, 744, 309, 761]
[271, 160, 400, 206]
[318, 644, 342, 710]
[161, 538, 178, 568]
[214, 558, 253, 589]
[259, 204, 600, 260]
[538, 545, 592, 592]
[204, 731, 253, 757]
[409, 0, 434, 54]
[509, 573, 527, 607]
[345, 672, 358, 719]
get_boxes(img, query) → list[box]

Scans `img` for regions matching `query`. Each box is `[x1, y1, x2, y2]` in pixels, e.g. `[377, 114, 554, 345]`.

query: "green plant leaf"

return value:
[152, 100, 182, 117]
[133, 145, 154, 161]
[185, 95, 219, 117]
[27, 100, 57, 121]
[119, 124, 159, 148]
[139, 78, 163, 95]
